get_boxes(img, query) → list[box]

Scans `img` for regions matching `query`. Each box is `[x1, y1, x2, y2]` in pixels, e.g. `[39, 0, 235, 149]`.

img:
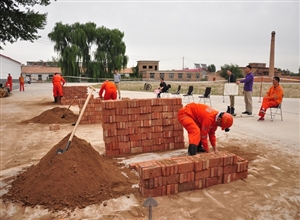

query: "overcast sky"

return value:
[1, 0, 299, 72]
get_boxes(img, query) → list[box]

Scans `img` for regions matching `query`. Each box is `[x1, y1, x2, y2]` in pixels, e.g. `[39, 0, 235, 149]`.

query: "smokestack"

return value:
[269, 31, 276, 78]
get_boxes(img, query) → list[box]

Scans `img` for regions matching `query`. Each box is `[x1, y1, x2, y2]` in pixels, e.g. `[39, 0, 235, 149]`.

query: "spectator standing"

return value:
[19, 74, 25, 91]
[114, 69, 121, 99]
[226, 69, 237, 116]
[237, 65, 254, 115]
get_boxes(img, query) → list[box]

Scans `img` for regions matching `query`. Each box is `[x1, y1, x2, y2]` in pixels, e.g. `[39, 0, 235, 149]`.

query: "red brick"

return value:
[49, 124, 60, 131]
[235, 170, 248, 180]
[195, 169, 210, 180]
[206, 176, 222, 187]
[223, 164, 237, 174]
[178, 181, 195, 192]
[140, 186, 163, 198]
[131, 146, 143, 154]
[162, 174, 179, 185]
[194, 178, 206, 189]
[139, 162, 162, 179]
[105, 149, 120, 157]
[172, 157, 194, 174]
[223, 173, 236, 184]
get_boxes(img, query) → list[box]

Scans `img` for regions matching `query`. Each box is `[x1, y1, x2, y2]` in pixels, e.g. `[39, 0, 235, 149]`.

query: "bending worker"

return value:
[178, 103, 233, 155]
[99, 80, 117, 100]
[52, 72, 65, 103]
[257, 76, 284, 121]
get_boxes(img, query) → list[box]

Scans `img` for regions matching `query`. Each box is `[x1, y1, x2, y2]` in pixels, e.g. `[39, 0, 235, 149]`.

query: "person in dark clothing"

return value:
[157, 78, 168, 98]
[226, 69, 237, 116]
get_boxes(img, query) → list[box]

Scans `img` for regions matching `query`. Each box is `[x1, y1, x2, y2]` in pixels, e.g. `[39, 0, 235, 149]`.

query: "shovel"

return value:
[143, 197, 158, 220]
[61, 96, 78, 118]
[57, 86, 95, 154]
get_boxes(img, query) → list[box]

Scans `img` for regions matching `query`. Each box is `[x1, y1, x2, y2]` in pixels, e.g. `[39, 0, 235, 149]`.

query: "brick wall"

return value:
[61, 86, 88, 105]
[130, 151, 248, 197]
[102, 98, 184, 156]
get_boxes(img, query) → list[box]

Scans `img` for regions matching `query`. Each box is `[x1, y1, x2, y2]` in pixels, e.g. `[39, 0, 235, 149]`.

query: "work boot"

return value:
[197, 141, 206, 153]
[230, 107, 237, 116]
[188, 144, 197, 156]
[54, 96, 57, 103]
[57, 96, 61, 104]
[226, 106, 230, 113]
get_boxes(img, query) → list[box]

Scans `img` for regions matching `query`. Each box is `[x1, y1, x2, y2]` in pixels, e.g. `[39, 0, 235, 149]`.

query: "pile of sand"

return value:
[2, 134, 139, 211]
[24, 107, 78, 124]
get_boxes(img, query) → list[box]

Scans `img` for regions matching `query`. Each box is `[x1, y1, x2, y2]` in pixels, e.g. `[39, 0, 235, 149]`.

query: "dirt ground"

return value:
[0, 83, 299, 220]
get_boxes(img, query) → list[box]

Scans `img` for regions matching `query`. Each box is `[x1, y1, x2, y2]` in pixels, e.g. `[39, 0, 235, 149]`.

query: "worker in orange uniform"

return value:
[257, 76, 284, 121]
[6, 73, 13, 91]
[99, 80, 117, 100]
[19, 74, 25, 91]
[52, 72, 65, 103]
[178, 103, 233, 155]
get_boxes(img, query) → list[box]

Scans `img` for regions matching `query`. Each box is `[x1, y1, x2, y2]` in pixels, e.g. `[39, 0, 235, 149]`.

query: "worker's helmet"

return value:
[221, 112, 233, 130]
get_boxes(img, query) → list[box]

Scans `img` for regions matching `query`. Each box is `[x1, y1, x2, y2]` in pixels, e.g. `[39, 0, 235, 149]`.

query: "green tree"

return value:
[219, 64, 244, 80]
[0, 0, 54, 49]
[207, 64, 216, 72]
[48, 22, 128, 81]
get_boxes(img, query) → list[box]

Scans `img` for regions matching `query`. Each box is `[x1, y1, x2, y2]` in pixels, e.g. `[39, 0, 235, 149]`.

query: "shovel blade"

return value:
[57, 148, 64, 154]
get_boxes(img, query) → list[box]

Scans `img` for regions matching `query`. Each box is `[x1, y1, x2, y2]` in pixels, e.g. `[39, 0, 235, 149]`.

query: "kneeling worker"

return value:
[178, 103, 233, 155]
[99, 80, 117, 100]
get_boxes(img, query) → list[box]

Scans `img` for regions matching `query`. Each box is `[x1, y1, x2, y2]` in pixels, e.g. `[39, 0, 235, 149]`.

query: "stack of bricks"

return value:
[102, 98, 184, 156]
[77, 96, 102, 124]
[61, 86, 88, 105]
[129, 151, 248, 198]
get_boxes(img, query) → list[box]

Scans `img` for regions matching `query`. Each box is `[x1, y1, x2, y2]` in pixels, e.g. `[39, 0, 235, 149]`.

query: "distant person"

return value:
[157, 78, 168, 98]
[26, 76, 31, 84]
[6, 73, 13, 91]
[114, 69, 121, 99]
[19, 74, 25, 91]
[237, 65, 254, 115]
[258, 76, 284, 121]
[52, 72, 65, 103]
[178, 103, 233, 155]
[99, 80, 117, 100]
[226, 69, 236, 116]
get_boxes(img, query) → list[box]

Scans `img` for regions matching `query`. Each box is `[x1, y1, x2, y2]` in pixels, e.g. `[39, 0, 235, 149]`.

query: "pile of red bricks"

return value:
[77, 96, 102, 124]
[102, 98, 185, 156]
[61, 86, 88, 105]
[130, 151, 248, 197]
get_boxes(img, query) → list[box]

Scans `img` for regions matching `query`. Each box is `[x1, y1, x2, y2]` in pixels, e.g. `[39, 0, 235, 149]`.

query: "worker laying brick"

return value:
[177, 103, 233, 155]
[99, 80, 117, 100]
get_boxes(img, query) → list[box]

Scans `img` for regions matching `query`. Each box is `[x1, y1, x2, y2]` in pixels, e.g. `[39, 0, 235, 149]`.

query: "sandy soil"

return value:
[0, 83, 299, 220]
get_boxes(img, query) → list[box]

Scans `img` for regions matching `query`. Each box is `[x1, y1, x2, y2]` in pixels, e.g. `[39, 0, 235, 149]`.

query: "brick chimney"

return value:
[269, 31, 276, 78]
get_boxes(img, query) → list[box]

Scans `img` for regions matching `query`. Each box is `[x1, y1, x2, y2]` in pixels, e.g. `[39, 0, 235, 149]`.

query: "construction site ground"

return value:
[0, 82, 299, 220]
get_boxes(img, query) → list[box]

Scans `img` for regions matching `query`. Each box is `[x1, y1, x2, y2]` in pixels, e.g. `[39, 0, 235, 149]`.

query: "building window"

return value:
[187, 73, 191, 79]
[169, 73, 174, 79]
[49, 74, 53, 79]
[155, 65, 158, 71]
[178, 73, 183, 79]
[149, 65, 153, 69]
[196, 73, 200, 79]
[143, 65, 147, 69]
[38, 75, 42, 80]
[159, 73, 164, 79]
[150, 73, 155, 78]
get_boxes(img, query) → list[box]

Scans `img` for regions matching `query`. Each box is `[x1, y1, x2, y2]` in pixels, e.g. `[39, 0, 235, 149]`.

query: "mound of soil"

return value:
[24, 107, 78, 124]
[2, 134, 139, 211]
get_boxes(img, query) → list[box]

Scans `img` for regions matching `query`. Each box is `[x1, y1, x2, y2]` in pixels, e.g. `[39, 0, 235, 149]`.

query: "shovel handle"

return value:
[65, 86, 95, 150]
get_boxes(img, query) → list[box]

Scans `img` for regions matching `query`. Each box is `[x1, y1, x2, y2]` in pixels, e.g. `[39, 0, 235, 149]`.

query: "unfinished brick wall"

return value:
[130, 151, 248, 197]
[102, 98, 184, 156]
[61, 86, 88, 105]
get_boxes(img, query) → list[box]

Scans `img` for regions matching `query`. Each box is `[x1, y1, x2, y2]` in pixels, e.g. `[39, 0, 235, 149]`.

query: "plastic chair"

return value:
[269, 102, 283, 122]
[182, 86, 194, 102]
[198, 87, 212, 106]
[171, 85, 181, 97]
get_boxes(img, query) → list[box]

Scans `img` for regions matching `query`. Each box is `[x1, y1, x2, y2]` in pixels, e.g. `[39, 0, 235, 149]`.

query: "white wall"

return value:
[0, 55, 22, 83]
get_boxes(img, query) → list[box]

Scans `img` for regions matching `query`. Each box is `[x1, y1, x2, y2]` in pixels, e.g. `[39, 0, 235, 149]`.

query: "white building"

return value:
[0, 54, 22, 85]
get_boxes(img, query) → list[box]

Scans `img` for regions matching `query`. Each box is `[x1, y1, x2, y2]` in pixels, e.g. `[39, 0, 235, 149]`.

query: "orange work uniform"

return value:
[7, 75, 12, 91]
[52, 74, 65, 97]
[19, 75, 25, 91]
[177, 103, 218, 151]
[99, 81, 117, 100]
[258, 84, 284, 117]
